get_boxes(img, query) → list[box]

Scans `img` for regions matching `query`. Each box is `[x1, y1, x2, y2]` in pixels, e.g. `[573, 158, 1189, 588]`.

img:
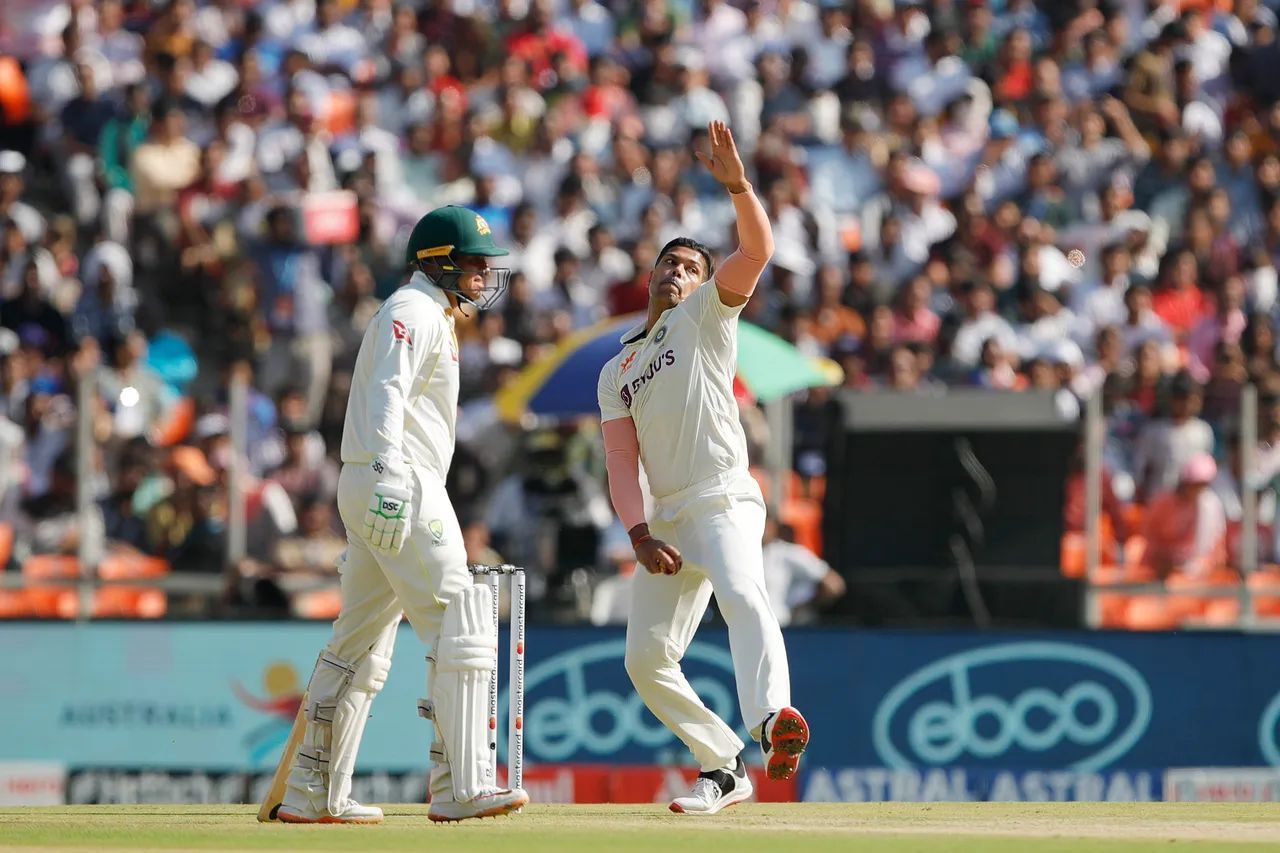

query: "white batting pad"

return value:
[430, 584, 498, 802]
[286, 627, 395, 816]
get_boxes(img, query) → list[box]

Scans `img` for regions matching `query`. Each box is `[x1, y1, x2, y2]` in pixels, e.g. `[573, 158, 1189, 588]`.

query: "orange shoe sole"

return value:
[765, 706, 810, 781]
[428, 793, 530, 823]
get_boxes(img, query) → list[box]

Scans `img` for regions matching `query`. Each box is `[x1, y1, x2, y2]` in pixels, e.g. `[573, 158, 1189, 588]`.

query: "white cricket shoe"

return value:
[277, 799, 384, 824]
[669, 757, 753, 815]
[428, 786, 529, 822]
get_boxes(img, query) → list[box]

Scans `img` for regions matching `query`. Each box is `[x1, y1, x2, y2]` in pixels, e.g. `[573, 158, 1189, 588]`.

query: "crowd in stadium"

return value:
[0, 0, 1279, 623]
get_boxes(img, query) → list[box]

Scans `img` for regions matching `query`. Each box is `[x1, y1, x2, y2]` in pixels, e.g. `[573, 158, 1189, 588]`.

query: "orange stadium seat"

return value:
[1247, 568, 1280, 618]
[23, 585, 79, 619]
[98, 553, 171, 581]
[0, 522, 13, 568]
[22, 554, 81, 580]
[94, 586, 167, 619]
[1122, 595, 1180, 631]
[0, 589, 31, 618]
[781, 498, 822, 556]
[293, 587, 343, 620]
[1165, 568, 1241, 623]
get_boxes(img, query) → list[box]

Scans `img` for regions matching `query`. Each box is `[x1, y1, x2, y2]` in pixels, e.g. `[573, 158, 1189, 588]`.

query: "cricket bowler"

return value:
[276, 206, 529, 823]
[597, 121, 810, 815]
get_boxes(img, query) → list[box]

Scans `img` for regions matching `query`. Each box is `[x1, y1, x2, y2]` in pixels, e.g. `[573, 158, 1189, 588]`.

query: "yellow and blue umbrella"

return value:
[494, 312, 842, 423]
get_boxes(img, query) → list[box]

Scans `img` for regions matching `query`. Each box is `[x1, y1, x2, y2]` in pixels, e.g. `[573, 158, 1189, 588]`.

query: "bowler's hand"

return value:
[694, 120, 750, 194]
[635, 537, 684, 575]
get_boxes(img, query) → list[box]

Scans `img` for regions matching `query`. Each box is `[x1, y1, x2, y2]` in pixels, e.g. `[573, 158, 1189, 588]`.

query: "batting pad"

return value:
[430, 584, 498, 802]
[291, 633, 393, 815]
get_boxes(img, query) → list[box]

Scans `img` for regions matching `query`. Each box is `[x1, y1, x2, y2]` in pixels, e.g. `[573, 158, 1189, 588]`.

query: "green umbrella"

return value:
[737, 321, 843, 403]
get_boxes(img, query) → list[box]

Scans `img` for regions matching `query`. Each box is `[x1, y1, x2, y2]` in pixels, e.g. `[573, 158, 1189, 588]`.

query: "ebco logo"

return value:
[497, 639, 745, 762]
[1258, 689, 1280, 765]
[872, 642, 1152, 772]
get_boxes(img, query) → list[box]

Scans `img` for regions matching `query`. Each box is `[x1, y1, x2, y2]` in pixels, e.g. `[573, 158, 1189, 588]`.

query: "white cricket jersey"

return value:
[340, 272, 460, 483]
[597, 280, 749, 499]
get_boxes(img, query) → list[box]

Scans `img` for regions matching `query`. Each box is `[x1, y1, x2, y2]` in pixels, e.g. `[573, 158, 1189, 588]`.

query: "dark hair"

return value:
[655, 237, 715, 281]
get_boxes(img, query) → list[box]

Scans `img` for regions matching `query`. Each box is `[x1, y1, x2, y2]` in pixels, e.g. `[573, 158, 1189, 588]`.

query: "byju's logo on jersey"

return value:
[391, 320, 413, 346]
[623, 349, 676, 401]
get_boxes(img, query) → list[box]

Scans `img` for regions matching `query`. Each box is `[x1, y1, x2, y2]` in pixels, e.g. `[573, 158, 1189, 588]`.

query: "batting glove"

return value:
[363, 482, 411, 554]
[364, 457, 411, 554]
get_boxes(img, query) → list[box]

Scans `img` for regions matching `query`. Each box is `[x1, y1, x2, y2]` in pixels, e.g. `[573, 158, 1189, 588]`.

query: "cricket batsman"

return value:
[597, 121, 809, 815]
[277, 206, 529, 823]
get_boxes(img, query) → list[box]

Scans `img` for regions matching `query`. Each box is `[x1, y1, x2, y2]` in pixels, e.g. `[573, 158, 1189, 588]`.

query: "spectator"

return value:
[1133, 372, 1214, 500]
[267, 419, 339, 515]
[251, 205, 332, 425]
[1140, 452, 1227, 578]
[760, 513, 846, 626]
[952, 282, 1018, 368]
[97, 331, 175, 444]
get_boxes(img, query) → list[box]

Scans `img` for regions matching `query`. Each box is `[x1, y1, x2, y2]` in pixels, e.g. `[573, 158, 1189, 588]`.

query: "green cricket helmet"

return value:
[405, 205, 511, 309]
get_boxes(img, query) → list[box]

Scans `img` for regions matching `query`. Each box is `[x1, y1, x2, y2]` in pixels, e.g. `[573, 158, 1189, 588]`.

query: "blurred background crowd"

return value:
[1, 0, 1279, 626]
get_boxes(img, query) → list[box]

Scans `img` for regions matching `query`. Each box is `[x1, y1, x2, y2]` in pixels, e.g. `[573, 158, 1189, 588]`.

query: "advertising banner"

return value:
[0, 761, 66, 806]
[6, 624, 1280, 796]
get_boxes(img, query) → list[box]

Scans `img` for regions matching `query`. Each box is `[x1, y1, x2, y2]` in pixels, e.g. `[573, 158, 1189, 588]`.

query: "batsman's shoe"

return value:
[669, 757, 752, 815]
[428, 786, 529, 822]
[761, 706, 810, 781]
[277, 799, 384, 824]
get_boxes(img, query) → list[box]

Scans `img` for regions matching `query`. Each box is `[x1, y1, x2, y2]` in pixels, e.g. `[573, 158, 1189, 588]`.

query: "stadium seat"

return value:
[0, 522, 13, 568]
[94, 586, 167, 619]
[1247, 568, 1280, 618]
[781, 498, 823, 556]
[1061, 517, 1119, 579]
[22, 554, 82, 580]
[97, 554, 171, 581]
[1121, 595, 1179, 631]
[0, 589, 30, 618]
[293, 587, 343, 620]
[1096, 592, 1132, 628]
[1165, 568, 1241, 623]
[23, 585, 79, 619]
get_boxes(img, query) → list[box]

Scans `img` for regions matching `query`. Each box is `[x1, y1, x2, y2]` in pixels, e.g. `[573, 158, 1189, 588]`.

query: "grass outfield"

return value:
[2, 803, 1280, 852]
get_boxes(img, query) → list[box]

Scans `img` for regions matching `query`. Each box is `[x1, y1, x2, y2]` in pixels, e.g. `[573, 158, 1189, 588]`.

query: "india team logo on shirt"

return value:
[653, 325, 668, 344]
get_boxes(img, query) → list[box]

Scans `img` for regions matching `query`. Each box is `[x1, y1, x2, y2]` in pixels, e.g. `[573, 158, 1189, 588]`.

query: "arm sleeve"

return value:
[714, 186, 775, 303]
[597, 360, 630, 423]
[365, 300, 434, 467]
[601, 417, 646, 532]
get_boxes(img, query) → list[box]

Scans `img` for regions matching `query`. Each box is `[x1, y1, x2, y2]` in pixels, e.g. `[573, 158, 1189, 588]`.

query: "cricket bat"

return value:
[257, 706, 307, 822]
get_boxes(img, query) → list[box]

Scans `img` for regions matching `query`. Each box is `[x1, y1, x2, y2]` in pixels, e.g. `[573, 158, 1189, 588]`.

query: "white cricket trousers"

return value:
[325, 463, 471, 661]
[625, 468, 792, 771]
